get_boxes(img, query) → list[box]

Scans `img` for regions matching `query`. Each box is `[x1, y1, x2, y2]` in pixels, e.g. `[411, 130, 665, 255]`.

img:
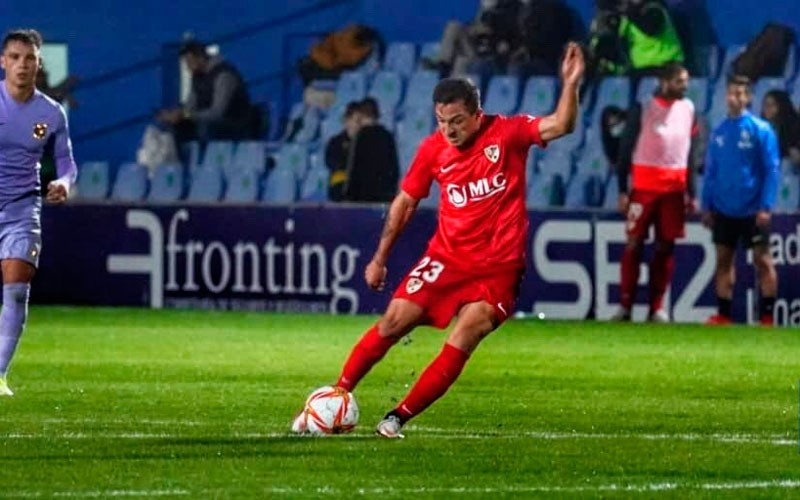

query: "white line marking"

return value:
[3, 489, 191, 498]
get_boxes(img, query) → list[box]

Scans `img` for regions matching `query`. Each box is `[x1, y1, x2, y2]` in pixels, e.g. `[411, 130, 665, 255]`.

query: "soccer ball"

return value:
[301, 386, 359, 435]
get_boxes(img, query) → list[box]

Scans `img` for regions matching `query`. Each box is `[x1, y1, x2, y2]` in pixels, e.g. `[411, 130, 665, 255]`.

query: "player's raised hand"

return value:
[365, 259, 388, 291]
[45, 181, 68, 204]
[561, 42, 585, 86]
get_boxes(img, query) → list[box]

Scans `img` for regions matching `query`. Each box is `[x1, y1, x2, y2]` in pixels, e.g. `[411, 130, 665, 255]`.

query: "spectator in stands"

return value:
[325, 101, 362, 201]
[297, 24, 382, 86]
[509, 0, 584, 77]
[760, 89, 800, 168]
[588, 0, 684, 77]
[703, 75, 780, 326]
[421, 0, 521, 77]
[343, 98, 400, 203]
[156, 41, 259, 145]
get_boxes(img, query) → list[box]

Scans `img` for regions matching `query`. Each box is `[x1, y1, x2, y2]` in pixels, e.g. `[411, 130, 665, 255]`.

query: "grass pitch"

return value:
[1, 307, 798, 498]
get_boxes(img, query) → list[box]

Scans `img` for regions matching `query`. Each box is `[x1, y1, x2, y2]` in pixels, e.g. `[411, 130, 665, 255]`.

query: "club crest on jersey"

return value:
[406, 278, 423, 294]
[484, 144, 500, 163]
[32, 123, 48, 140]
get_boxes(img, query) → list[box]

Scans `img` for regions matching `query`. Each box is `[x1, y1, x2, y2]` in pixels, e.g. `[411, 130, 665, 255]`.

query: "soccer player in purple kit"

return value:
[0, 29, 77, 395]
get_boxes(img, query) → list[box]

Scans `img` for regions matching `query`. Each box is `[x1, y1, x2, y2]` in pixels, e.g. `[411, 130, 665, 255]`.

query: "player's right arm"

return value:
[365, 191, 420, 290]
[538, 42, 584, 143]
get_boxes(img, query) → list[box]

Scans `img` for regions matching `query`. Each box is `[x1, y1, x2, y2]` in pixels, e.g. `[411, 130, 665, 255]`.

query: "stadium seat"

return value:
[565, 172, 605, 208]
[419, 41, 441, 64]
[332, 70, 367, 112]
[187, 164, 223, 202]
[482, 76, 520, 116]
[320, 114, 342, 149]
[231, 141, 267, 177]
[558, 118, 585, 153]
[262, 165, 297, 203]
[419, 182, 440, 209]
[76, 161, 110, 200]
[298, 155, 329, 203]
[383, 42, 417, 78]
[751, 77, 787, 115]
[368, 71, 404, 115]
[537, 140, 574, 176]
[793, 79, 800, 109]
[635, 77, 659, 104]
[575, 144, 608, 177]
[785, 44, 797, 81]
[273, 143, 309, 182]
[396, 107, 433, 148]
[687, 78, 710, 114]
[148, 163, 184, 202]
[379, 108, 396, 132]
[603, 175, 620, 210]
[402, 70, 439, 112]
[224, 169, 260, 203]
[526, 172, 565, 207]
[201, 141, 235, 174]
[525, 148, 538, 183]
[183, 141, 202, 172]
[589, 77, 631, 129]
[517, 76, 557, 116]
[110, 162, 148, 202]
[775, 175, 800, 212]
[781, 158, 798, 178]
[290, 106, 321, 144]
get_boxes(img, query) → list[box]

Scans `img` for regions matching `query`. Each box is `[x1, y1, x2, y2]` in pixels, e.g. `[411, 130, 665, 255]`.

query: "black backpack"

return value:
[732, 23, 796, 80]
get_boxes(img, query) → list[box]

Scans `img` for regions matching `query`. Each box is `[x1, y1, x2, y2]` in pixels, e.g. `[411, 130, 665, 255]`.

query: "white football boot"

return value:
[648, 309, 670, 323]
[0, 375, 13, 397]
[376, 414, 405, 439]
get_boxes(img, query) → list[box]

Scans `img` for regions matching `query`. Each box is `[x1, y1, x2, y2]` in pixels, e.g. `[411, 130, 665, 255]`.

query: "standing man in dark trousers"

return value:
[702, 76, 780, 326]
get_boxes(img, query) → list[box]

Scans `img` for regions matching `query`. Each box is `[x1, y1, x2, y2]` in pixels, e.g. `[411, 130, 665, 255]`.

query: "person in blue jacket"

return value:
[702, 75, 780, 326]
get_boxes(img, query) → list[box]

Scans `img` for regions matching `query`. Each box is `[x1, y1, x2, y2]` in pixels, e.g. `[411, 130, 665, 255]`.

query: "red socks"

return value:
[649, 245, 675, 313]
[620, 244, 642, 310]
[396, 344, 470, 422]
[336, 325, 397, 392]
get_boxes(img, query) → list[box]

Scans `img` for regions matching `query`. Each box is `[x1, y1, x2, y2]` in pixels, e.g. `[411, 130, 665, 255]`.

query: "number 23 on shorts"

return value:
[405, 256, 445, 294]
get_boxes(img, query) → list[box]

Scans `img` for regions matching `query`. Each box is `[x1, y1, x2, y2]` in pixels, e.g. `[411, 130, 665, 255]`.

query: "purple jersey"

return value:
[0, 81, 77, 204]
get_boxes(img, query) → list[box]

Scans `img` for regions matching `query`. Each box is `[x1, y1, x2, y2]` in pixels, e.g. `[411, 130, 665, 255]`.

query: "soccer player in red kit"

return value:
[293, 43, 585, 438]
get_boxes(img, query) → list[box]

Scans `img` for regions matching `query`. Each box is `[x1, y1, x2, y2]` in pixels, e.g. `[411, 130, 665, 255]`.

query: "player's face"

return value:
[726, 84, 751, 115]
[435, 101, 482, 147]
[1, 41, 40, 90]
[661, 69, 689, 99]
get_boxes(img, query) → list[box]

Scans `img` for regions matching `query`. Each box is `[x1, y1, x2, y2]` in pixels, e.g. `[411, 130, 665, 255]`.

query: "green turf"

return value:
[1, 306, 799, 498]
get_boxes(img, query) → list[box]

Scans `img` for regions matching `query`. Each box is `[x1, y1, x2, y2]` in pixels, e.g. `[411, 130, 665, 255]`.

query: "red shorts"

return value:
[626, 190, 686, 241]
[392, 254, 523, 329]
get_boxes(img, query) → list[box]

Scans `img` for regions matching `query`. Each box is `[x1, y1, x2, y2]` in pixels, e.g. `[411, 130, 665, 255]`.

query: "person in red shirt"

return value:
[293, 43, 585, 439]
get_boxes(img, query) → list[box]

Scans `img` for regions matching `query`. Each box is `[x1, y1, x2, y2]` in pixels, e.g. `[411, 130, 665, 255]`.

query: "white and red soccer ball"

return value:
[300, 386, 359, 435]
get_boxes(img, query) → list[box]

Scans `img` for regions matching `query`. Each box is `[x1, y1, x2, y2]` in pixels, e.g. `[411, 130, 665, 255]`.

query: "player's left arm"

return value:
[46, 106, 78, 204]
[538, 42, 584, 143]
[757, 124, 781, 226]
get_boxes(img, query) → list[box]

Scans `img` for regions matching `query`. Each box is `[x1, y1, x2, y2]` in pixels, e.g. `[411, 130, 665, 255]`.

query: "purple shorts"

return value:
[0, 195, 42, 267]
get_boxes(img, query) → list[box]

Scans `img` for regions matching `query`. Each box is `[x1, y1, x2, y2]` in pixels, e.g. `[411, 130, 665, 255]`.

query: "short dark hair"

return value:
[179, 40, 208, 58]
[344, 101, 361, 118]
[358, 97, 380, 119]
[726, 74, 752, 93]
[432, 78, 481, 114]
[2, 29, 43, 51]
[658, 61, 687, 81]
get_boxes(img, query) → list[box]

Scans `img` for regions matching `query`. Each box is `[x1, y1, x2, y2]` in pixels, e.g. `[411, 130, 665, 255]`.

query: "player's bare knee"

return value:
[379, 301, 421, 339]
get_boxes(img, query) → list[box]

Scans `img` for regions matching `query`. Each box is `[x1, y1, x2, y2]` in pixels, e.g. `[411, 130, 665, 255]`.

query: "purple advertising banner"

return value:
[33, 204, 800, 326]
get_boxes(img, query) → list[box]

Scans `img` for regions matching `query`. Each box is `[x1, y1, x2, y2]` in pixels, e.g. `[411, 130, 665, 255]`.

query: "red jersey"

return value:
[402, 114, 545, 273]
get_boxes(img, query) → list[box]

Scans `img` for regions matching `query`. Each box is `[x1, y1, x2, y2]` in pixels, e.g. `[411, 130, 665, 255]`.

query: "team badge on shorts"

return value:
[406, 278, 423, 294]
[484, 144, 500, 163]
[33, 123, 48, 140]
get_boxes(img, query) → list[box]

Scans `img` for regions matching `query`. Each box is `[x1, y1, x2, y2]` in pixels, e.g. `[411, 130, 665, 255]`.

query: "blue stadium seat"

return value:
[379, 108, 396, 132]
[603, 175, 620, 210]
[332, 70, 367, 111]
[483, 75, 520, 115]
[565, 172, 605, 208]
[111, 162, 148, 202]
[224, 169, 260, 203]
[263, 165, 297, 203]
[187, 164, 223, 202]
[719, 44, 746, 78]
[785, 44, 797, 81]
[775, 175, 799, 212]
[525, 148, 538, 184]
[76, 161, 110, 200]
[299, 157, 329, 203]
[396, 107, 433, 147]
[384, 42, 417, 78]
[182, 141, 202, 172]
[536, 147, 573, 177]
[231, 141, 267, 177]
[575, 144, 608, 177]
[419, 41, 441, 65]
[635, 77, 659, 104]
[793, 79, 800, 108]
[148, 163, 184, 202]
[517, 76, 557, 116]
[201, 141, 235, 173]
[687, 78, 710, 114]
[274, 143, 309, 182]
[781, 158, 798, 177]
[320, 114, 342, 150]
[419, 182, 440, 209]
[402, 70, 439, 112]
[368, 71, 404, 115]
[589, 77, 631, 129]
[291, 106, 321, 144]
[558, 118, 585, 153]
[526, 172, 565, 207]
[752, 77, 787, 115]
